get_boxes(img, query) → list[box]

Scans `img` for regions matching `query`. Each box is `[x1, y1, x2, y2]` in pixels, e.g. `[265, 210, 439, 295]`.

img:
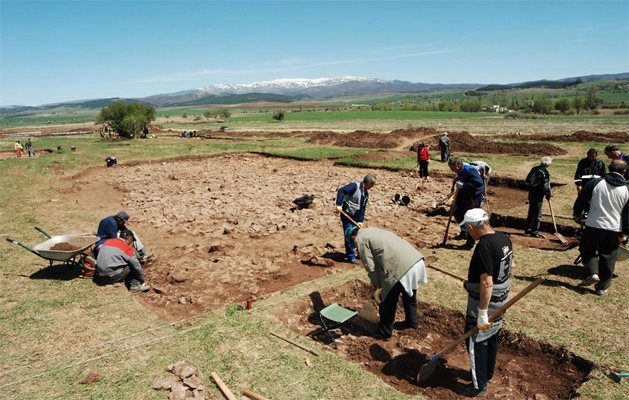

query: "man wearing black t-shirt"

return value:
[459, 208, 513, 397]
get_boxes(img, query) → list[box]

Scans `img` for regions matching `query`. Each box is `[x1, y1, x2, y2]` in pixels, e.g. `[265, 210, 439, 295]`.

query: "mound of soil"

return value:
[515, 130, 628, 143]
[276, 280, 593, 399]
[437, 131, 567, 156]
[51, 242, 80, 251]
[309, 128, 437, 149]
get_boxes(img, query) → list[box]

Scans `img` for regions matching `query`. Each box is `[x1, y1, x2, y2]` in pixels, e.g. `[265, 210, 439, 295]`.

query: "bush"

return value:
[613, 109, 629, 115]
[272, 110, 286, 121]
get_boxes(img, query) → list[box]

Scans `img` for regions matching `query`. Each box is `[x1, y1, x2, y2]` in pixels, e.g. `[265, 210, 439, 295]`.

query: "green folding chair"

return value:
[313, 303, 358, 346]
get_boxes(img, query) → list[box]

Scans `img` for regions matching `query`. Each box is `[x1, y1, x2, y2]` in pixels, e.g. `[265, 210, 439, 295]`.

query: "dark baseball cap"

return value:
[115, 211, 130, 221]
[605, 145, 619, 152]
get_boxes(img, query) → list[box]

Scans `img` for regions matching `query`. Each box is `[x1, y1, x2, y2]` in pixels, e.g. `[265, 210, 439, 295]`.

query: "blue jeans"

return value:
[340, 213, 357, 261]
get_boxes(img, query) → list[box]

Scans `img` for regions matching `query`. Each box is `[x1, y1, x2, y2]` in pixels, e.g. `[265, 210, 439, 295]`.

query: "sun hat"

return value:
[459, 208, 489, 227]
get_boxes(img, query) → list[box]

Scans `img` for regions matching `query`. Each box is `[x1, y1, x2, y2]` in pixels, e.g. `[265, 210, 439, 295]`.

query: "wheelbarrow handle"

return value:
[34, 227, 52, 239]
[6, 238, 37, 254]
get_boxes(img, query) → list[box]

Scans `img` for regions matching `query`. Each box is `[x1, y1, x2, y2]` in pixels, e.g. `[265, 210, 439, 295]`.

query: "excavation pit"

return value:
[275, 280, 593, 399]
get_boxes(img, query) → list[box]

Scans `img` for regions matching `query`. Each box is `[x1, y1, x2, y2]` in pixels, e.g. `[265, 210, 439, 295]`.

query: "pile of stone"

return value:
[152, 360, 208, 400]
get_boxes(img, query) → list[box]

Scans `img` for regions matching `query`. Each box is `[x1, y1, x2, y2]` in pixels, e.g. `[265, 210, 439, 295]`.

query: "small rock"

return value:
[309, 256, 335, 267]
[208, 244, 222, 253]
[183, 375, 203, 389]
[169, 382, 186, 400]
[179, 297, 187, 305]
[151, 375, 176, 390]
[153, 286, 166, 294]
[80, 370, 101, 384]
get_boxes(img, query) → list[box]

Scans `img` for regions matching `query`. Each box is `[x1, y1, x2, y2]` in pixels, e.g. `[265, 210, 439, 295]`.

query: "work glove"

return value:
[477, 308, 491, 330]
[373, 288, 383, 305]
[335, 205, 342, 213]
[455, 181, 464, 190]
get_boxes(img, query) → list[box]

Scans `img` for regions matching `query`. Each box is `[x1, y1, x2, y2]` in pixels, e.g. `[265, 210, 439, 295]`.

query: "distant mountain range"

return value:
[2, 73, 627, 113]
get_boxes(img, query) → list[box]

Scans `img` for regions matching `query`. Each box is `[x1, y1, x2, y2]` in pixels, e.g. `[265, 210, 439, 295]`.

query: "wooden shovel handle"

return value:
[547, 198, 559, 233]
[442, 189, 459, 245]
[338, 209, 360, 227]
[434, 276, 544, 358]
[425, 264, 466, 283]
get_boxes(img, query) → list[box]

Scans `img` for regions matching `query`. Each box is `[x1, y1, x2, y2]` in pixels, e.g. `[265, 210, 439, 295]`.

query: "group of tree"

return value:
[202, 109, 231, 120]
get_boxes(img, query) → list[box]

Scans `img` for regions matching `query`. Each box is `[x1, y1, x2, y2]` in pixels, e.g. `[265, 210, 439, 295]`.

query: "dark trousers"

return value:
[579, 227, 619, 290]
[440, 146, 449, 162]
[525, 191, 544, 233]
[465, 319, 499, 390]
[419, 160, 429, 178]
[454, 195, 483, 241]
[340, 213, 358, 261]
[93, 266, 144, 288]
[377, 281, 418, 338]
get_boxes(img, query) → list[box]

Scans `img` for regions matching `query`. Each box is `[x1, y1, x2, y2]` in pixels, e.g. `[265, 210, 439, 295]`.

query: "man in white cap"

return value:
[460, 208, 513, 397]
[439, 132, 451, 162]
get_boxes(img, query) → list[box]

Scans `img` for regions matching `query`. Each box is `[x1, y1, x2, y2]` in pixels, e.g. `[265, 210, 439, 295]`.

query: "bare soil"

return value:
[307, 129, 567, 156]
[60, 153, 577, 319]
[514, 130, 628, 143]
[275, 280, 593, 399]
[51, 242, 80, 251]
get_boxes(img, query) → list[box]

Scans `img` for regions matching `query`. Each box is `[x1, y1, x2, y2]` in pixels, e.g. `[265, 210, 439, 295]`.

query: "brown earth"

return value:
[514, 130, 628, 143]
[275, 279, 593, 400]
[59, 153, 574, 320]
[307, 128, 567, 156]
[51, 242, 80, 251]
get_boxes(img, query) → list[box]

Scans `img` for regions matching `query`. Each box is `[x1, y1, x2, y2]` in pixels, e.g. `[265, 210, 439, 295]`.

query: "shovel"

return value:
[416, 276, 545, 384]
[338, 209, 360, 228]
[547, 199, 568, 244]
[442, 189, 459, 245]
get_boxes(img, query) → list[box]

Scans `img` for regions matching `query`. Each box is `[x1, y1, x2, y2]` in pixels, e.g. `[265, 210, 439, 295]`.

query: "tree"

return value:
[585, 86, 599, 110]
[574, 96, 585, 114]
[218, 109, 231, 119]
[554, 98, 572, 114]
[272, 110, 285, 121]
[96, 100, 155, 138]
[460, 99, 481, 112]
[532, 97, 552, 114]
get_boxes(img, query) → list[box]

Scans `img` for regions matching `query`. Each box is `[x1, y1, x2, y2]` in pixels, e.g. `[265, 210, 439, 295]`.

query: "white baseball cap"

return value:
[459, 208, 489, 227]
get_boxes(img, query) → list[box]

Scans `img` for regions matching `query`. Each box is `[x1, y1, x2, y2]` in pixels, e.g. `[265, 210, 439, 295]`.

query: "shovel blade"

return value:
[358, 301, 379, 324]
[416, 358, 440, 385]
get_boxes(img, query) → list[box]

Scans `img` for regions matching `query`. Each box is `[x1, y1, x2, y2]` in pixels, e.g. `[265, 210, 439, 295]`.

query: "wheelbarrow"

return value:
[6, 227, 99, 277]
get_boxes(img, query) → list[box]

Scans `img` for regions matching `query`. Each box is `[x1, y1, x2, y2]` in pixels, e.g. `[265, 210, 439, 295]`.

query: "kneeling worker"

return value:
[94, 230, 150, 292]
[460, 208, 513, 397]
[346, 226, 427, 340]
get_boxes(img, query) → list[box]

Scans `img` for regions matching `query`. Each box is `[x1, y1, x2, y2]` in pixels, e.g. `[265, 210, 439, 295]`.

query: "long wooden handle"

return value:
[547, 199, 559, 233]
[211, 372, 238, 400]
[338, 209, 360, 227]
[435, 276, 544, 358]
[270, 331, 320, 356]
[243, 389, 270, 400]
[442, 189, 459, 245]
[425, 264, 466, 283]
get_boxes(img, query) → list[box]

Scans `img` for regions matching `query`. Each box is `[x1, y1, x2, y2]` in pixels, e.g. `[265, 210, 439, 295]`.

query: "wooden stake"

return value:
[243, 389, 270, 400]
[270, 331, 320, 356]
[211, 371, 238, 400]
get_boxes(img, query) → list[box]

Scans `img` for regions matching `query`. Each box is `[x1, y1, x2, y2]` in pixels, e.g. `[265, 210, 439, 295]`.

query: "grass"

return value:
[0, 117, 628, 399]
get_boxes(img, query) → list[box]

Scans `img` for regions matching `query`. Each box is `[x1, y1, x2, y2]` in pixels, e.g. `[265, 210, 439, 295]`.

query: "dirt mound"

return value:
[276, 280, 593, 399]
[440, 131, 567, 156]
[516, 130, 628, 143]
[309, 128, 566, 155]
[309, 128, 436, 149]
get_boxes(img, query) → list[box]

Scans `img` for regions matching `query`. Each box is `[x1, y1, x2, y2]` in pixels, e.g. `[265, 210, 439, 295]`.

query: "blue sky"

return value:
[1, 0, 627, 106]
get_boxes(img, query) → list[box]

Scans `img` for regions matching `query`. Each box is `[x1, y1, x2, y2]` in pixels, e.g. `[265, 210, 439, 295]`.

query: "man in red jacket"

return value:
[94, 230, 150, 292]
[417, 143, 430, 185]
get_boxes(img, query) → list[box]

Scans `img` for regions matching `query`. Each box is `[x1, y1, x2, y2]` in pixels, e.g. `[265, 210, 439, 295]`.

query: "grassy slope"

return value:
[0, 118, 628, 399]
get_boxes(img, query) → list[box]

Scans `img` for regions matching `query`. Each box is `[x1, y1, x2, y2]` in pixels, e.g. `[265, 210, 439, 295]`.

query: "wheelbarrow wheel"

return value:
[81, 255, 96, 278]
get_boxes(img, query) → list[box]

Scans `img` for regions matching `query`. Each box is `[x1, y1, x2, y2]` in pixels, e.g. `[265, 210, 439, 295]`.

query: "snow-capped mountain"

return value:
[141, 76, 478, 106]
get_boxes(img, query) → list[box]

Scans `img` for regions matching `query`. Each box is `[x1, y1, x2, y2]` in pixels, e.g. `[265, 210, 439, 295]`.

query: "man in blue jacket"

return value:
[94, 211, 148, 261]
[449, 157, 485, 249]
[335, 175, 376, 263]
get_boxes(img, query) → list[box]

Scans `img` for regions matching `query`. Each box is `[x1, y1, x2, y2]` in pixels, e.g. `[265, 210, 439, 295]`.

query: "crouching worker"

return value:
[346, 226, 427, 341]
[460, 208, 513, 397]
[94, 230, 150, 292]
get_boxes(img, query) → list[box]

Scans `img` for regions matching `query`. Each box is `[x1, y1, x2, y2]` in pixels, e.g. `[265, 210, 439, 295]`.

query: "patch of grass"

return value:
[260, 146, 368, 160]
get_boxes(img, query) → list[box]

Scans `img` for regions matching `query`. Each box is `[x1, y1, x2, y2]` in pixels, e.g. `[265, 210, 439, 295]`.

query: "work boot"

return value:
[529, 231, 544, 238]
[595, 289, 608, 296]
[579, 274, 600, 287]
[129, 283, 150, 292]
[460, 384, 488, 397]
[453, 232, 467, 241]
